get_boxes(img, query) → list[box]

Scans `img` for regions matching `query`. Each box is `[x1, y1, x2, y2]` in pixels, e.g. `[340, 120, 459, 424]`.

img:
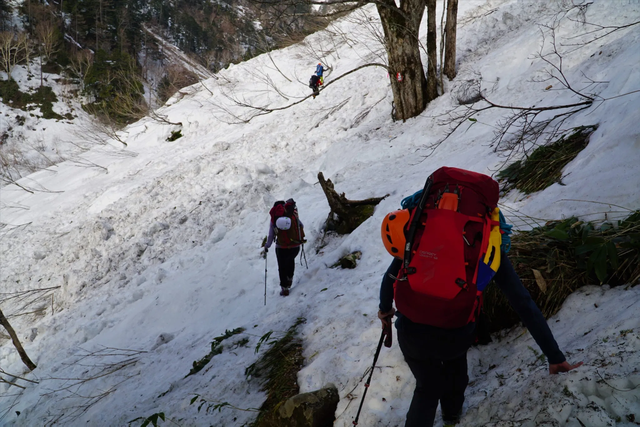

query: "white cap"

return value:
[276, 216, 292, 230]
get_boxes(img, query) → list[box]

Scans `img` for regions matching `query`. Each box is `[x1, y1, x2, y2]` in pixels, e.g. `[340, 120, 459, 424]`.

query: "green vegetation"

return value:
[3, 0, 329, 126]
[167, 130, 183, 141]
[0, 79, 27, 109]
[563, 386, 575, 398]
[54, 0, 310, 72]
[32, 86, 63, 119]
[128, 412, 166, 427]
[484, 211, 640, 333]
[498, 125, 598, 194]
[0, 79, 63, 119]
[189, 395, 259, 417]
[83, 50, 146, 125]
[331, 251, 362, 269]
[186, 327, 246, 377]
[246, 318, 306, 427]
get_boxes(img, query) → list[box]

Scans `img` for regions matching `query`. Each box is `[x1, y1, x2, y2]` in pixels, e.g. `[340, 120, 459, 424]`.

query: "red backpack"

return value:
[393, 167, 502, 329]
[269, 200, 305, 248]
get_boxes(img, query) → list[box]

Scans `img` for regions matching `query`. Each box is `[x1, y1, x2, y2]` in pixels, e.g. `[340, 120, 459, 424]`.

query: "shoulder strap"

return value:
[402, 175, 433, 270]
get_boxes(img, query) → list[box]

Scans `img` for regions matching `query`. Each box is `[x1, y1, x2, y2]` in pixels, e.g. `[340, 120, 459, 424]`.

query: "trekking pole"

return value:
[296, 214, 308, 269]
[264, 252, 268, 306]
[301, 244, 308, 269]
[352, 320, 391, 425]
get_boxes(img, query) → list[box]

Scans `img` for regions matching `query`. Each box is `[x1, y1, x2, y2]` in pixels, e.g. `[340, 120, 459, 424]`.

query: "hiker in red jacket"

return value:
[265, 199, 305, 296]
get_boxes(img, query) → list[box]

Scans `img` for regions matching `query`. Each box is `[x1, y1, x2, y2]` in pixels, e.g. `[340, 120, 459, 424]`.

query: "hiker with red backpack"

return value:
[265, 199, 306, 296]
[309, 75, 321, 98]
[309, 63, 328, 98]
[377, 167, 582, 427]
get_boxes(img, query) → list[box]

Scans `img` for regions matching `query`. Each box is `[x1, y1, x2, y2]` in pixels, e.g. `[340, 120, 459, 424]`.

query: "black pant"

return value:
[396, 317, 475, 427]
[275, 246, 300, 288]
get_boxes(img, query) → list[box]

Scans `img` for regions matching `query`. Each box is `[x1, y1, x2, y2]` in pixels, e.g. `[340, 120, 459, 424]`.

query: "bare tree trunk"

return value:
[443, 0, 458, 79]
[318, 172, 388, 234]
[376, 0, 428, 121]
[0, 308, 37, 371]
[426, 0, 438, 99]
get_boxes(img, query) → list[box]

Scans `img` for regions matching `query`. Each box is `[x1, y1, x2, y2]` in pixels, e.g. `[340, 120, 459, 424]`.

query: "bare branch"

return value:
[37, 346, 146, 425]
[0, 307, 37, 371]
[0, 31, 28, 78]
[0, 368, 39, 384]
[563, 19, 640, 50]
[214, 62, 387, 123]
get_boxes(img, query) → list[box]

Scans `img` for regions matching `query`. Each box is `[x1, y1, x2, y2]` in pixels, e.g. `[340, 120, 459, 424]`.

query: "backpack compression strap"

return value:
[476, 207, 502, 291]
[402, 175, 434, 272]
[468, 207, 502, 324]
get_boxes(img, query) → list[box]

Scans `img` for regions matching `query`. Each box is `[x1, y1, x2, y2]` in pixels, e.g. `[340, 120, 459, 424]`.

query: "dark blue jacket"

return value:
[315, 64, 326, 76]
[379, 254, 566, 364]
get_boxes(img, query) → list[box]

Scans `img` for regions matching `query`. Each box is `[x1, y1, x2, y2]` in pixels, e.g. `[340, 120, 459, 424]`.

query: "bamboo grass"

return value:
[483, 211, 640, 334]
[498, 125, 597, 194]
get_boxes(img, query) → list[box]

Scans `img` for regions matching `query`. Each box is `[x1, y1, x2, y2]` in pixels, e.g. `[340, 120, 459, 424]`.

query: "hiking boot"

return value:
[280, 287, 290, 296]
[443, 410, 462, 426]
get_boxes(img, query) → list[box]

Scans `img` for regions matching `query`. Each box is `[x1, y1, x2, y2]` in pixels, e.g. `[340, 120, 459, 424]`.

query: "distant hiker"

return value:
[378, 167, 582, 427]
[309, 63, 327, 98]
[309, 74, 321, 98]
[315, 62, 327, 83]
[265, 199, 306, 296]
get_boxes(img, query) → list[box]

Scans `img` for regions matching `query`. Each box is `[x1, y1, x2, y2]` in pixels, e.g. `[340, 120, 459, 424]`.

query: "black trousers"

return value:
[396, 317, 475, 427]
[275, 246, 300, 288]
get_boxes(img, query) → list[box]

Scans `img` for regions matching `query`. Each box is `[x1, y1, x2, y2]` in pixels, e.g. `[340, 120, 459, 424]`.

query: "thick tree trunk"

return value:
[318, 172, 388, 234]
[376, 0, 428, 121]
[425, 0, 438, 100]
[0, 308, 37, 371]
[443, 0, 458, 80]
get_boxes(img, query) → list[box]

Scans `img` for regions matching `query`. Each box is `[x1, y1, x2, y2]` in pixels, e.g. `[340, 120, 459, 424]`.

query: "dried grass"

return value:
[498, 125, 597, 194]
[483, 211, 640, 334]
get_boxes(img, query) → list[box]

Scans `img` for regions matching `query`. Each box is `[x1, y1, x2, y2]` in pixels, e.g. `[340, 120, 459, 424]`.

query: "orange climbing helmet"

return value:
[381, 209, 410, 258]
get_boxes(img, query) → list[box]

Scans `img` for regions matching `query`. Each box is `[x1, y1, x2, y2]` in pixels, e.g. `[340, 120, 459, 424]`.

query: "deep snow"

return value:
[1, 0, 639, 426]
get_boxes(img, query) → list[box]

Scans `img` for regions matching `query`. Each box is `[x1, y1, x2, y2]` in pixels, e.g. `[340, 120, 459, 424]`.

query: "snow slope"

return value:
[1, 0, 639, 426]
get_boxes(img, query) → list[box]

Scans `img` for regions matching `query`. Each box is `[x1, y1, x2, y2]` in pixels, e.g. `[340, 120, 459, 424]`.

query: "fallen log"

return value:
[318, 172, 388, 234]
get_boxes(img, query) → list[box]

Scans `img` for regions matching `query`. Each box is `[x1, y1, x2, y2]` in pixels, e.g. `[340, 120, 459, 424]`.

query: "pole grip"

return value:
[383, 317, 393, 348]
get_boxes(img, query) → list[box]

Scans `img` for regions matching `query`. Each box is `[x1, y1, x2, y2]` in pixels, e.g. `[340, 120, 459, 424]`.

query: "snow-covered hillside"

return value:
[1, 1, 639, 426]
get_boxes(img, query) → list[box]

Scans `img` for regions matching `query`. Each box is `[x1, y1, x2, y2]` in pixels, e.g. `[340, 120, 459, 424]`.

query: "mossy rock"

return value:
[167, 129, 183, 141]
[331, 251, 362, 269]
[274, 384, 339, 427]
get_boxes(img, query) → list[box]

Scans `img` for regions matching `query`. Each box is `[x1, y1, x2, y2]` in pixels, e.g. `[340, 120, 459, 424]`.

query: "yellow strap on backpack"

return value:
[483, 207, 502, 273]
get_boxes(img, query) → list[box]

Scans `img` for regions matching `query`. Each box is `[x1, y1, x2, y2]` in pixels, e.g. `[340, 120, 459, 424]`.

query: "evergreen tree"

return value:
[0, 0, 11, 32]
[84, 49, 145, 123]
